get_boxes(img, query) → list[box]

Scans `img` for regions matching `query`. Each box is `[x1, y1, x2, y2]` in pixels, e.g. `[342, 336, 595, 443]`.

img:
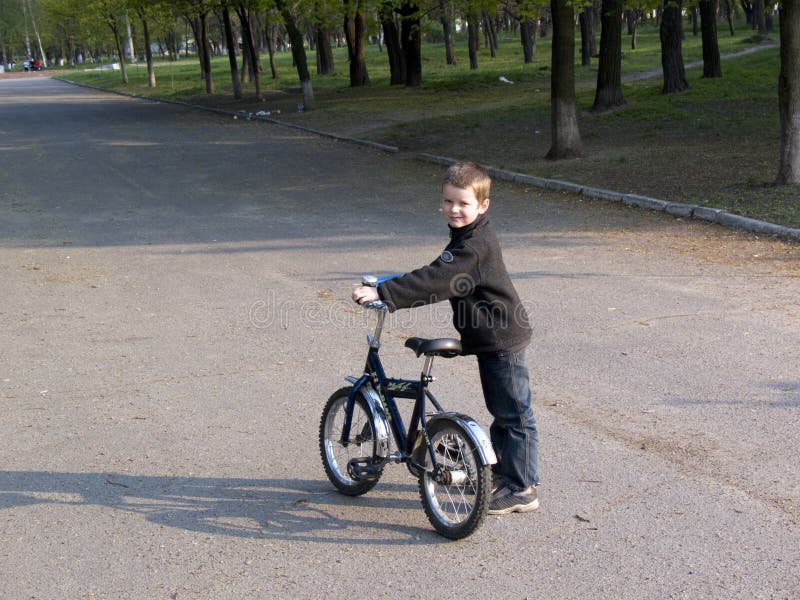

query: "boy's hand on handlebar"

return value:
[352, 286, 380, 305]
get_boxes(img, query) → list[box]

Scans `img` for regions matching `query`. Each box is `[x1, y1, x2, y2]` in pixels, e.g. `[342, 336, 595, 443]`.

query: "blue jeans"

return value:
[476, 350, 540, 491]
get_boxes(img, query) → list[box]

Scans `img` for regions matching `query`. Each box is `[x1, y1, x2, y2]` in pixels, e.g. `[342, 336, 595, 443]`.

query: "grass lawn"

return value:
[56, 21, 799, 229]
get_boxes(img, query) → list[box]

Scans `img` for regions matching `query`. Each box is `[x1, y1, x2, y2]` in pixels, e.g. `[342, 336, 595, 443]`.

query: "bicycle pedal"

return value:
[347, 457, 381, 481]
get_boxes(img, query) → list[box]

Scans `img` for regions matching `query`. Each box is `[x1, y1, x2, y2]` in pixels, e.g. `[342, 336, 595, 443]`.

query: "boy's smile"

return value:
[441, 183, 490, 228]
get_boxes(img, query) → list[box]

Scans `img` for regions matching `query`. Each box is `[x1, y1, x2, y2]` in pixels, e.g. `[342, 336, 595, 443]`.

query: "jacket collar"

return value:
[449, 213, 487, 240]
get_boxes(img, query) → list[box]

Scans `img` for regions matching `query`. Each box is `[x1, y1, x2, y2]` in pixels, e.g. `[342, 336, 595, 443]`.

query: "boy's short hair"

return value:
[444, 161, 491, 202]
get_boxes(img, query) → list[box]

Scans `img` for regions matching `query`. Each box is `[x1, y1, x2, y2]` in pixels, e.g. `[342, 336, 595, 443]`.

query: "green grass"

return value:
[56, 21, 800, 230]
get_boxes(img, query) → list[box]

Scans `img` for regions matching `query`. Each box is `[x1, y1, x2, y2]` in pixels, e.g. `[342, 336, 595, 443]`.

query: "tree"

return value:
[777, 0, 800, 184]
[379, 0, 405, 84]
[87, 0, 130, 83]
[262, 12, 280, 78]
[592, 0, 625, 111]
[236, 2, 262, 99]
[753, 0, 767, 33]
[220, 0, 242, 98]
[482, 9, 498, 57]
[723, 0, 735, 35]
[625, 7, 643, 49]
[579, 3, 596, 67]
[699, 0, 721, 78]
[466, 5, 480, 69]
[130, 0, 160, 87]
[546, 0, 583, 159]
[506, 0, 542, 64]
[397, 0, 422, 86]
[343, 0, 369, 86]
[438, 0, 456, 65]
[660, 0, 688, 93]
[273, 0, 315, 108]
[180, 0, 216, 93]
[313, 0, 336, 75]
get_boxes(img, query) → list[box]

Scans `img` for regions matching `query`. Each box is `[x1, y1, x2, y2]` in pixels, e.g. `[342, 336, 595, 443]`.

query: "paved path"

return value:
[1, 77, 799, 599]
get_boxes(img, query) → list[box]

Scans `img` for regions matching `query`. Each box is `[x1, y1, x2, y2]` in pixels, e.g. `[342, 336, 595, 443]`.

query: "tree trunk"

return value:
[626, 9, 641, 49]
[316, 26, 335, 75]
[439, 0, 456, 65]
[221, 2, 241, 99]
[579, 12, 591, 66]
[777, 0, 800, 184]
[236, 5, 261, 99]
[754, 0, 767, 33]
[520, 17, 538, 63]
[240, 39, 251, 83]
[593, 0, 625, 111]
[112, 26, 128, 85]
[194, 13, 214, 93]
[343, 0, 369, 86]
[699, 0, 722, 78]
[274, 0, 314, 109]
[725, 0, 736, 35]
[139, 12, 156, 87]
[741, 0, 754, 24]
[467, 10, 480, 70]
[579, 7, 596, 66]
[263, 20, 278, 79]
[546, 0, 583, 159]
[398, 1, 422, 86]
[381, 8, 405, 85]
[482, 11, 498, 57]
[660, 0, 688, 94]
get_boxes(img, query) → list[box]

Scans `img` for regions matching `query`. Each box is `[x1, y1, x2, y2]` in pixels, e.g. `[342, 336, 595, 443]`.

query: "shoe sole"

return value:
[488, 498, 540, 515]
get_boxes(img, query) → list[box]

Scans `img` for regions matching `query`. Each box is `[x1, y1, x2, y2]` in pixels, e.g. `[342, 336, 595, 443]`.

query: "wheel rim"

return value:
[323, 395, 373, 484]
[423, 430, 480, 525]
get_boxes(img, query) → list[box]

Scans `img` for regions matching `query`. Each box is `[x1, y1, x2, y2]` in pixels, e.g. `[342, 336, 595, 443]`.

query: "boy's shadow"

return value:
[0, 471, 449, 545]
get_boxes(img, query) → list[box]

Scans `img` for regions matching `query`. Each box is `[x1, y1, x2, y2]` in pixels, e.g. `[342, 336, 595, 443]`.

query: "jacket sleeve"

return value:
[377, 245, 480, 311]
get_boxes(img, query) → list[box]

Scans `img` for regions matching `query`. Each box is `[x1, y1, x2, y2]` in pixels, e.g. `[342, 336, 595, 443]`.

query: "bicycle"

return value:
[319, 275, 497, 539]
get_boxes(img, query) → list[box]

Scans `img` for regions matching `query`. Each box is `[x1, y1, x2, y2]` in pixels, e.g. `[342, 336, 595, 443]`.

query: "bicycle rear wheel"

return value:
[418, 419, 491, 539]
[319, 386, 381, 496]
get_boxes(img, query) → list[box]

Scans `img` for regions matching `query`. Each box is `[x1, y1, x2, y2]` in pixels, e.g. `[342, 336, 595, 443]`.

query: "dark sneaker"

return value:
[488, 485, 539, 515]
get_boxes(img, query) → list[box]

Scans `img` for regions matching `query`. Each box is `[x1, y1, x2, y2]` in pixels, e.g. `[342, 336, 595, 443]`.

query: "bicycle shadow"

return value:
[0, 471, 450, 545]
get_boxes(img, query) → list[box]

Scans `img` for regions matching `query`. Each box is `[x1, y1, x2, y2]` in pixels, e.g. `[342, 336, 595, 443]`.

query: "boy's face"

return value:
[441, 183, 489, 228]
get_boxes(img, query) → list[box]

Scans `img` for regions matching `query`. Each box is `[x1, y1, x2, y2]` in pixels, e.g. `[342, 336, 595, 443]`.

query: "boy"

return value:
[352, 161, 540, 514]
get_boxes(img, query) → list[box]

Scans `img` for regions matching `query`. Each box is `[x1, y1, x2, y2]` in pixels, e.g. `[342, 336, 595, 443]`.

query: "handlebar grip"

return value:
[365, 300, 387, 311]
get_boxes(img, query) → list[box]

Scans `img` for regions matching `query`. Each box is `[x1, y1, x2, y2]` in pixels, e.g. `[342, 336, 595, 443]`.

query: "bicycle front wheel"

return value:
[418, 419, 491, 539]
[319, 386, 381, 496]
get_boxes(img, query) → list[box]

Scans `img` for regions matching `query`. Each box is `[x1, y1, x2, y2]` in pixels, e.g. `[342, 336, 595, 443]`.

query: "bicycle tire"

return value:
[319, 386, 382, 496]
[418, 419, 491, 539]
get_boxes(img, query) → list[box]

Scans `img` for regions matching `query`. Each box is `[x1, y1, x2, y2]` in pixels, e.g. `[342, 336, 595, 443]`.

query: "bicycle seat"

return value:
[404, 337, 462, 358]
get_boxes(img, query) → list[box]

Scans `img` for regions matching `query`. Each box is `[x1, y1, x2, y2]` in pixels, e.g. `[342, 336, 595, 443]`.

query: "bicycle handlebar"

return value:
[359, 274, 399, 312]
[362, 274, 402, 287]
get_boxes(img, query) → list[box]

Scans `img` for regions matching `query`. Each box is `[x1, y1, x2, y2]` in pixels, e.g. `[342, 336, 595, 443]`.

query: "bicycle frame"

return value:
[340, 304, 445, 473]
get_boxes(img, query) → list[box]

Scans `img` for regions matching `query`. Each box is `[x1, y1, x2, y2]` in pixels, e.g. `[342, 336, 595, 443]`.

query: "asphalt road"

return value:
[1, 77, 799, 599]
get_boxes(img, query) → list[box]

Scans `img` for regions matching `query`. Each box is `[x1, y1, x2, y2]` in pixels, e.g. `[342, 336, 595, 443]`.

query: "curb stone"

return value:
[414, 153, 800, 243]
[56, 79, 799, 243]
